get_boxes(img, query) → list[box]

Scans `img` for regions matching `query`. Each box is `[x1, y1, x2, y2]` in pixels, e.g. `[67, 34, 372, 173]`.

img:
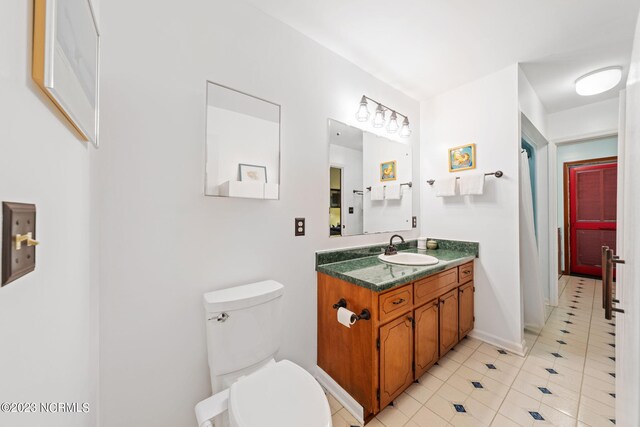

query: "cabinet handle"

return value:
[460, 289, 464, 294]
[463, 270, 471, 274]
[433, 301, 439, 307]
[392, 298, 406, 305]
[407, 316, 414, 322]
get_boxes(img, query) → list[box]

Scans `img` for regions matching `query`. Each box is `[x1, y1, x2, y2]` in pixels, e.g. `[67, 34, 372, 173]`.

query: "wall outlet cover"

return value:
[295, 218, 305, 236]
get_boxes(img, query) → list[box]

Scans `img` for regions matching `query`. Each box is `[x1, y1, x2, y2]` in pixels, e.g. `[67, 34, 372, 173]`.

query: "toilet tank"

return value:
[203, 280, 284, 391]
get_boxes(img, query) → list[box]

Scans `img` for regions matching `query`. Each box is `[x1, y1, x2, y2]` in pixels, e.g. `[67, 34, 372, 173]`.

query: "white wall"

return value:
[329, 144, 363, 235]
[547, 98, 619, 143]
[0, 1, 97, 426]
[518, 67, 548, 136]
[556, 137, 618, 269]
[421, 64, 524, 353]
[97, 1, 420, 426]
[363, 133, 413, 233]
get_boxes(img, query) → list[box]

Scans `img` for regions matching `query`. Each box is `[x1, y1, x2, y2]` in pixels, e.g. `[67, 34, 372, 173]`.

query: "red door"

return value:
[569, 162, 617, 276]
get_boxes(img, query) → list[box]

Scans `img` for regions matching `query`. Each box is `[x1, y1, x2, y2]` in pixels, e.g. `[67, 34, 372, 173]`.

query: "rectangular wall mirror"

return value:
[328, 119, 413, 236]
[205, 82, 281, 199]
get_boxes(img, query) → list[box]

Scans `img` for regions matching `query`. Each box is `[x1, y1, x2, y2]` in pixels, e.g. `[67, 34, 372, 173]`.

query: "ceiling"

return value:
[244, 0, 640, 113]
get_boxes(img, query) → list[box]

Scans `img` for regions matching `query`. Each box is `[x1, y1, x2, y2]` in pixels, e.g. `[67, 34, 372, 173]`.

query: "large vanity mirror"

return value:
[328, 119, 413, 236]
[205, 82, 281, 199]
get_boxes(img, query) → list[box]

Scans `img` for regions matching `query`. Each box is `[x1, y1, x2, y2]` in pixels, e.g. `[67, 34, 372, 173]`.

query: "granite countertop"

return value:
[316, 239, 478, 292]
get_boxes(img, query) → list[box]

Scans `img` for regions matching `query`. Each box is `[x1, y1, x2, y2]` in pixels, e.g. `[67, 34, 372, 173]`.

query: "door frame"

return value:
[562, 156, 618, 274]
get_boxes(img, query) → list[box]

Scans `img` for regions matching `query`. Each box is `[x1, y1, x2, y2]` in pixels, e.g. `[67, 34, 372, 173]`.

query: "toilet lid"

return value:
[229, 360, 332, 427]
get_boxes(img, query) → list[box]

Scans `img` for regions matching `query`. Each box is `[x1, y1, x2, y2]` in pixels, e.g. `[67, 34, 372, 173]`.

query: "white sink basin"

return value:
[378, 253, 439, 266]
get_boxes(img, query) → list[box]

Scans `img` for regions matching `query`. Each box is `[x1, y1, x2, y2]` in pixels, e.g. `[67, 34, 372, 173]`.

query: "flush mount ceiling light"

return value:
[575, 67, 622, 96]
[355, 95, 412, 137]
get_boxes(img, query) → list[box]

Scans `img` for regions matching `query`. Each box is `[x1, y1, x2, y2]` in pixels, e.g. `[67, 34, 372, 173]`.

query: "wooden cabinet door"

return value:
[379, 314, 414, 408]
[414, 300, 439, 379]
[439, 289, 459, 355]
[458, 282, 474, 338]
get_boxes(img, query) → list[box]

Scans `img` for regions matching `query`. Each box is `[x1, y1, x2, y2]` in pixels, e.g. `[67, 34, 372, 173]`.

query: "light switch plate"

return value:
[2, 202, 37, 286]
[412, 216, 417, 228]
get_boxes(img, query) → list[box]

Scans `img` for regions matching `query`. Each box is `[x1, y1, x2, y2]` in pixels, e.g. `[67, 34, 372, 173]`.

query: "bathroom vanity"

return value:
[316, 240, 477, 421]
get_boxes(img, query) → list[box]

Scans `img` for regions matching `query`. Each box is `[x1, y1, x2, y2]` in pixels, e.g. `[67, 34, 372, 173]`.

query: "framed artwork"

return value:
[33, 0, 100, 147]
[239, 164, 267, 183]
[380, 161, 397, 182]
[449, 143, 476, 172]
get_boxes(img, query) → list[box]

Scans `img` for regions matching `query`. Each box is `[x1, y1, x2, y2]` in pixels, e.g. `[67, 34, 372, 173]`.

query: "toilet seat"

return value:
[229, 360, 332, 427]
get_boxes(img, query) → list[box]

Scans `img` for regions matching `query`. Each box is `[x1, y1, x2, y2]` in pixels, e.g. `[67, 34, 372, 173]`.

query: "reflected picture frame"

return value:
[449, 143, 476, 172]
[238, 164, 268, 183]
[33, 0, 100, 147]
[380, 160, 397, 182]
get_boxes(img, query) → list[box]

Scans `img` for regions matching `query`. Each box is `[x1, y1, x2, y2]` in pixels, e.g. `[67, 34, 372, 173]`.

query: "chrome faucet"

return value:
[385, 234, 405, 256]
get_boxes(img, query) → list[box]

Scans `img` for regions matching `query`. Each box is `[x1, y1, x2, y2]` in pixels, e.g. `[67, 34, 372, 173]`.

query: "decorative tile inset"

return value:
[610, 393, 616, 398]
[453, 403, 466, 413]
[609, 322, 615, 326]
[609, 332, 615, 336]
[569, 306, 578, 309]
[609, 356, 616, 362]
[610, 419, 616, 424]
[567, 313, 576, 316]
[609, 372, 616, 378]
[471, 381, 483, 389]
[551, 352, 563, 358]
[498, 349, 507, 355]
[485, 364, 497, 370]
[529, 411, 545, 421]
[609, 343, 616, 348]
[538, 387, 552, 395]
[557, 340, 567, 345]
[560, 330, 570, 334]
[546, 368, 558, 374]
[563, 321, 573, 324]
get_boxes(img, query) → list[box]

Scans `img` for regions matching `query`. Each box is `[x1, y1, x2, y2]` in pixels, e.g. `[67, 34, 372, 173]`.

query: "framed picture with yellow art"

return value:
[33, 0, 100, 147]
[448, 143, 476, 172]
[380, 161, 397, 182]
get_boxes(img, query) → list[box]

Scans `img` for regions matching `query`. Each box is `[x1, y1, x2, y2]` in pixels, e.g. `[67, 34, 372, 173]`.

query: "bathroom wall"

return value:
[556, 137, 618, 269]
[0, 1, 98, 426]
[421, 64, 524, 353]
[329, 144, 364, 235]
[97, 1, 420, 426]
[546, 98, 619, 143]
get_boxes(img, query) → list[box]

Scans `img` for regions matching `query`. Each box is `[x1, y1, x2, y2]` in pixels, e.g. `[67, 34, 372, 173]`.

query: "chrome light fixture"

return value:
[372, 104, 386, 128]
[399, 117, 411, 137]
[575, 66, 622, 96]
[355, 95, 411, 137]
[387, 111, 399, 133]
[355, 95, 370, 122]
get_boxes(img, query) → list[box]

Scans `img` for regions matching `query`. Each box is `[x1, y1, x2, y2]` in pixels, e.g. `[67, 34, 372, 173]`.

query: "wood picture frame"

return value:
[380, 160, 397, 182]
[33, 0, 100, 147]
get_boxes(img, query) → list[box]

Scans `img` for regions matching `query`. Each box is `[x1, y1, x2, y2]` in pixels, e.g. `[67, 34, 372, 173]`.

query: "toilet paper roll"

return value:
[337, 307, 357, 328]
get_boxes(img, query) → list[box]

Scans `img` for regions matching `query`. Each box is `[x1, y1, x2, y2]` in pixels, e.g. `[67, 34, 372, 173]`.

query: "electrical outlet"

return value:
[295, 218, 305, 236]
[348, 207, 354, 214]
[412, 216, 417, 228]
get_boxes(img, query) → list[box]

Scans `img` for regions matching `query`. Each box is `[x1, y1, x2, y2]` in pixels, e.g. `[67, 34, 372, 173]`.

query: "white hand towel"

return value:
[434, 177, 457, 197]
[459, 173, 485, 195]
[385, 184, 402, 200]
[370, 185, 385, 200]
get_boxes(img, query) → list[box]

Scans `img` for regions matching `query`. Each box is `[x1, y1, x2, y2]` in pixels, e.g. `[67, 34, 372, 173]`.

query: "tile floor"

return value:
[327, 276, 617, 427]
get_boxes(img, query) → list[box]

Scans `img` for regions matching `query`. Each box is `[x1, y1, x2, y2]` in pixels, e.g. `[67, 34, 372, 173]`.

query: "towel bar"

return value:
[427, 170, 503, 186]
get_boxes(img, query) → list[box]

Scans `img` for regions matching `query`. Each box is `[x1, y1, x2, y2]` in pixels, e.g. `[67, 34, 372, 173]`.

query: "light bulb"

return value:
[372, 104, 385, 128]
[355, 96, 370, 122]
[400, 117, 411, 137]
[387, 112, 399, 133]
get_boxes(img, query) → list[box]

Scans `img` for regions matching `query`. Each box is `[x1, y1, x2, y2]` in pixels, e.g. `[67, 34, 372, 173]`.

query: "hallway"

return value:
[327, 275, 616, 426]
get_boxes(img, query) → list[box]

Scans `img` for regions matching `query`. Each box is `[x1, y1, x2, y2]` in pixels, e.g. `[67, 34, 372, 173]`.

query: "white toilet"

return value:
[195, 280, 332, 427]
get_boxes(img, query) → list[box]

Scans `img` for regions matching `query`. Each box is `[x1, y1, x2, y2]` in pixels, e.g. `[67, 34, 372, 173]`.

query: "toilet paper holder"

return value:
[332, 298, 371, 322]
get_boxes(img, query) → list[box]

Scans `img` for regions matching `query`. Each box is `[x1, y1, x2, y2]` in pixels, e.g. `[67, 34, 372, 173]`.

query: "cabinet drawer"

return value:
[414, 269, 458, 306]
[458, 262, 473, 284]
[379, 285, 413, 322]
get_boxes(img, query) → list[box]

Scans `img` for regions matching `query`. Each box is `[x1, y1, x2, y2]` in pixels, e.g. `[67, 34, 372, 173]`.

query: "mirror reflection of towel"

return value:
[385, 184, 401, 200]
[459, 173, 485, 195]
[434, 177, 457, 197]
[371, 186, 384, 200]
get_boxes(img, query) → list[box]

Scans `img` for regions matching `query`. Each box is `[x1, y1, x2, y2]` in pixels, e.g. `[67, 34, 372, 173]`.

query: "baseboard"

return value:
[312, 366, 363, 423]
[468, 329, 527, 357]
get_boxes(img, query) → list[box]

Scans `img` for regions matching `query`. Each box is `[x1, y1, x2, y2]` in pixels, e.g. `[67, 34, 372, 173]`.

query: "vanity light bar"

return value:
[356, 95, 411, 137]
